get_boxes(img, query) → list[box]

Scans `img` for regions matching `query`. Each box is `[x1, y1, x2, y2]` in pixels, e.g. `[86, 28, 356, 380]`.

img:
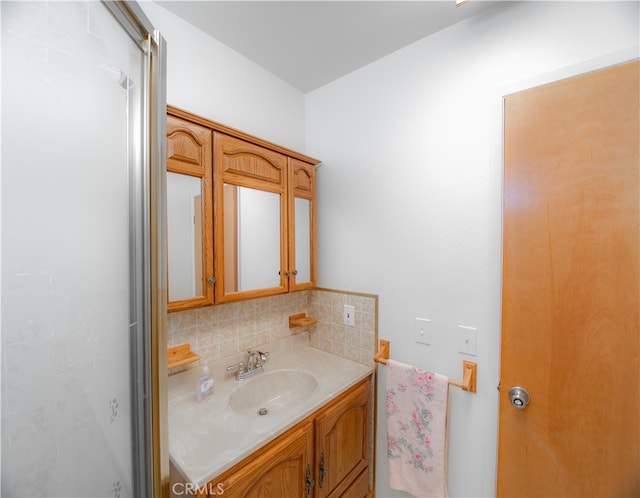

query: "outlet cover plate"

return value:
[344, 304, 355, 327]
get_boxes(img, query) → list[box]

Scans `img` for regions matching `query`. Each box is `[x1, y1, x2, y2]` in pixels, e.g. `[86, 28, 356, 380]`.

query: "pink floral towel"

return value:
[386, 359, 449, 498]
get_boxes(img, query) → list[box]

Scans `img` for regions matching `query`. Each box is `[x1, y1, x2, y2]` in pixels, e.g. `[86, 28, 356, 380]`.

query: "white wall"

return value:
[305, 2, 638, 497]
[140, 1, 306, 152]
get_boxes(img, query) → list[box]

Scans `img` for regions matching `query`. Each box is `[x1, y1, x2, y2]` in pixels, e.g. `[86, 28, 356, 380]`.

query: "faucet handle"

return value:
[226, 361, 245, 373]
[258, 351, 269, 361]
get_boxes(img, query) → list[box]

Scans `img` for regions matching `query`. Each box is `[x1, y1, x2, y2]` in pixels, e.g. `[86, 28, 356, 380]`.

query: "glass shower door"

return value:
[1, 2, 165, 496]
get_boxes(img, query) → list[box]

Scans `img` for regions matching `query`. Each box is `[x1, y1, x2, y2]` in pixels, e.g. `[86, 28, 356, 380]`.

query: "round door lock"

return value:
[508, 386, 531, 410]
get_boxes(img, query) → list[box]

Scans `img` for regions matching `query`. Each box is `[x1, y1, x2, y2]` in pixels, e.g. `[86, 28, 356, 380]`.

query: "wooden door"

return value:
[497, 61, 639, 497]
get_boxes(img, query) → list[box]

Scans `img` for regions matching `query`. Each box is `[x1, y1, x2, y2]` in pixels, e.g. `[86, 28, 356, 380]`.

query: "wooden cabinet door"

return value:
[314, 378, 371, 498]
[218, 420, 314, 498]
[213, 132, 289, 303]
[166, 113, 214, 311]
[288, 158, 316, 291]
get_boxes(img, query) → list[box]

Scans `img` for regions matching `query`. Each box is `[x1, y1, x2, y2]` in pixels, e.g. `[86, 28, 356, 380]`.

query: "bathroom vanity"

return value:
[168, 334, 373, 497]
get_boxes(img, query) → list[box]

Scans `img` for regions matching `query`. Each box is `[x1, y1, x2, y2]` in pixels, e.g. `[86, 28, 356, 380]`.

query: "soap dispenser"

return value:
[196, 365, 214, 402]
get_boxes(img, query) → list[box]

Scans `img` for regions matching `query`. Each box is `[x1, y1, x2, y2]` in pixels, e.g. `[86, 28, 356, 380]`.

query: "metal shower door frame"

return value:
[102, 2, 168, 496]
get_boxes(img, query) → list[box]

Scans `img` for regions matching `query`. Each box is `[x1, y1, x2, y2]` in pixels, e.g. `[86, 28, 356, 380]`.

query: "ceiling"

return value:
[155, 1, 503, 92]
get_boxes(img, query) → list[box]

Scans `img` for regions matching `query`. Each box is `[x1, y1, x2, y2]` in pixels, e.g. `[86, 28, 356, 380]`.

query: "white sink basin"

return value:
[229, 369, 318, 415]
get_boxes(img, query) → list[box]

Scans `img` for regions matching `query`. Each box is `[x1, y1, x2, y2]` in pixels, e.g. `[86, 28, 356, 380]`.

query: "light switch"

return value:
[415, 318, 431, 345]
[458, 325, 478, 355]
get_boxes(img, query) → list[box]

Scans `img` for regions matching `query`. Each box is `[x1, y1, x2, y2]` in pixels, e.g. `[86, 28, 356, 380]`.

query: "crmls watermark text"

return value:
[172, 482, 225, 496]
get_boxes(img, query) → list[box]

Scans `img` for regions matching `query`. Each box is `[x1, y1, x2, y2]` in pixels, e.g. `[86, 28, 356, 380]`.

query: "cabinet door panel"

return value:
[288, 158, 316, 290]
[315, 379, 371, 498]
[214, 132, 288, 302]
[166, 114, 214, 311]
[218, 421, 313, 498]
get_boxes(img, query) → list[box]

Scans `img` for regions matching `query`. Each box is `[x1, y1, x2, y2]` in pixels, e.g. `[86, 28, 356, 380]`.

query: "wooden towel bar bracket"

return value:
[374, 338, 477, 393]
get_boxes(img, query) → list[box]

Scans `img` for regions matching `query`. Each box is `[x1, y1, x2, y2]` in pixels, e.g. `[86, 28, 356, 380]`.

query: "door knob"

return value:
[508, 386, 531, 410]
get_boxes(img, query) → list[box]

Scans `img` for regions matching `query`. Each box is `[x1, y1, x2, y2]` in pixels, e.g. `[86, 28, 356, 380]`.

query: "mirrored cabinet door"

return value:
[166, 114, 214, 311]
[288, 158, 316, 290]
[214, 132, 288, 303]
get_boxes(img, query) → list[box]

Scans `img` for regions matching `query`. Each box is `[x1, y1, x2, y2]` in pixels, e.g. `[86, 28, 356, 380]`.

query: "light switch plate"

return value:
[458, 325, 478, 355]
[415, 318, 431, 345]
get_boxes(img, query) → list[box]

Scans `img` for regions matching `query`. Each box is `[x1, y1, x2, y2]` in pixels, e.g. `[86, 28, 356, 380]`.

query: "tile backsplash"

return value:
[167, 288, 377, 372]
[309, 289, 377, 367]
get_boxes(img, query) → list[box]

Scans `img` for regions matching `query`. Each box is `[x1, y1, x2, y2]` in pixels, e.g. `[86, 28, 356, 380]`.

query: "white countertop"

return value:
[168, 332, 373, 487]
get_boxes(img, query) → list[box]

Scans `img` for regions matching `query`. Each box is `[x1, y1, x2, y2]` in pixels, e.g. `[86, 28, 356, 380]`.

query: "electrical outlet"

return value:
[343, 304, 355, 327]
[415, 318, 431, 345]
[458, 325, 478, 355]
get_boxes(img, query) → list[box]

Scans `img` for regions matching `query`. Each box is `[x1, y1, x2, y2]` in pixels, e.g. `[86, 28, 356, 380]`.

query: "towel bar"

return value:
[374, 339, 477, 393]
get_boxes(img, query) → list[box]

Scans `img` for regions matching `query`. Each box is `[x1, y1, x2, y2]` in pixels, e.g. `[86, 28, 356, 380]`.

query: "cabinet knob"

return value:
[208, 276, 215, 285]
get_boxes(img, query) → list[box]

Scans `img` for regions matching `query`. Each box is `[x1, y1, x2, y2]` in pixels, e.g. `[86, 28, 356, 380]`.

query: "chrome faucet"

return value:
[247, 349, 269, 371]
[226, 349, 269, 380]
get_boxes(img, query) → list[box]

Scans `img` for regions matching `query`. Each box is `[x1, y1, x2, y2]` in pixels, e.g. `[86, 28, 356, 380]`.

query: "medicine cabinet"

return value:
[166, 106, 320, 310]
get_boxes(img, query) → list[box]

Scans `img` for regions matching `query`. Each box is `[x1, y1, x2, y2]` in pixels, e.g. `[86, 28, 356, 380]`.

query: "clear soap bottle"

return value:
[196, 365, 215, 402]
